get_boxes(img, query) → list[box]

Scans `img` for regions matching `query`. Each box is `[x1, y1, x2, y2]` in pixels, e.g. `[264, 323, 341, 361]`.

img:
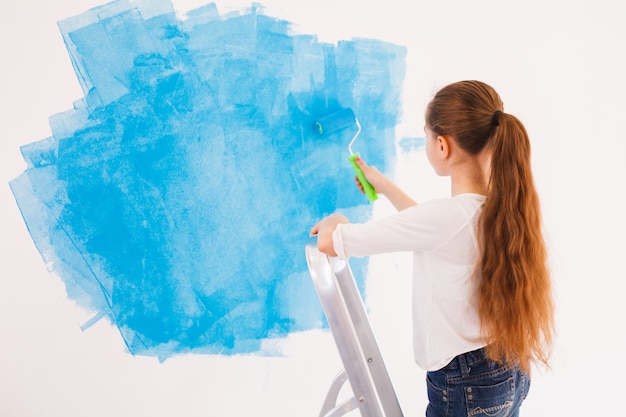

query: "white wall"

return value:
[1, 0, 624, 415]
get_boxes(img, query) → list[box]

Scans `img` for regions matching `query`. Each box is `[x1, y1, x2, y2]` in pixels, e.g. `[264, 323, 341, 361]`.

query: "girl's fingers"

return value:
[355, 177, 365, 193]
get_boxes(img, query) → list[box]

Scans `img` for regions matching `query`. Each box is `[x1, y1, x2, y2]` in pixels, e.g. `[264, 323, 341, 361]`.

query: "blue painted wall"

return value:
[10, 0, 406, 359]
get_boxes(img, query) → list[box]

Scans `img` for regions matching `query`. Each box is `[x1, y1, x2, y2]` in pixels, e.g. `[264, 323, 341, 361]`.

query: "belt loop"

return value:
[458, 352, 470, 376]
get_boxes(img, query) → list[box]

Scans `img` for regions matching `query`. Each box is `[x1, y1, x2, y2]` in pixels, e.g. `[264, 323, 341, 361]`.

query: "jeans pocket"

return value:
[465, 376, 514, 417]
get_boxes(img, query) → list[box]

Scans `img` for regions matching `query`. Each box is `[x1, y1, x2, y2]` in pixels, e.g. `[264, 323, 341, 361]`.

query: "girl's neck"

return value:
[450, 153, 490, 197]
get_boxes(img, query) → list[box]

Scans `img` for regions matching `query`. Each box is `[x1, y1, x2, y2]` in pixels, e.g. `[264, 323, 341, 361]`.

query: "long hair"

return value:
[426, 80, 554, 373]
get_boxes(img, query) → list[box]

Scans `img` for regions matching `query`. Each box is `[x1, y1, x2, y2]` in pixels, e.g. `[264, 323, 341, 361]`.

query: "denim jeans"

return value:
[425, 347, 530, 417]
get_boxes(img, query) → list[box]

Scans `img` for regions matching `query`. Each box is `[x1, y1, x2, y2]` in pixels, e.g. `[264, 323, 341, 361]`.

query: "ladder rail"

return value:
[305, 240, 404, 417]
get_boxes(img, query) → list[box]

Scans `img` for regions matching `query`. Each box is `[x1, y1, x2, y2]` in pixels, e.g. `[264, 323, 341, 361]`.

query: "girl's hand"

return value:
[354, 157, 390, 195]
[310, 214, 349, 256]
[355, 157, 418, 211]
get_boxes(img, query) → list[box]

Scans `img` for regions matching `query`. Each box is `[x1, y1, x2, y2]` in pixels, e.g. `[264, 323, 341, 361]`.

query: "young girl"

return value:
[310, 80, 554, 417]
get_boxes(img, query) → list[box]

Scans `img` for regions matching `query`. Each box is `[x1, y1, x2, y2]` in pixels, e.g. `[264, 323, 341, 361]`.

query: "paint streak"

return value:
[398, 137, 426, 153]
[10, 0, 406, 359]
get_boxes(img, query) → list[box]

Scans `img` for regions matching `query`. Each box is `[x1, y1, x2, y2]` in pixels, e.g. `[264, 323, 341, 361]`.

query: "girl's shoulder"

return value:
[400, 194, 485, 224]
[418, 193, 485, 211]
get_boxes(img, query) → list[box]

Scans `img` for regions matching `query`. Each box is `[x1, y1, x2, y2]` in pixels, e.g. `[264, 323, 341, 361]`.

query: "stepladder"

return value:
[305, 239, 404, 417]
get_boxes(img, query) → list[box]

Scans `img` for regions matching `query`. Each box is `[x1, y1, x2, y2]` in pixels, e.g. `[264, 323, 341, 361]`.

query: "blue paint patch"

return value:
[10, 0, 406, 359]
[398, 136, 426, 153]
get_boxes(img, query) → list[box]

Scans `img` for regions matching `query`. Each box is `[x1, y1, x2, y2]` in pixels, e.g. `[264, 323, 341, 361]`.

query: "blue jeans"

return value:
[426, 347, 530, 417]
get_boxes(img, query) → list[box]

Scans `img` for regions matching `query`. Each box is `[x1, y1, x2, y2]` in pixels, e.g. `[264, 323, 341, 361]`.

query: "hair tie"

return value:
[492, 110, 503, 127]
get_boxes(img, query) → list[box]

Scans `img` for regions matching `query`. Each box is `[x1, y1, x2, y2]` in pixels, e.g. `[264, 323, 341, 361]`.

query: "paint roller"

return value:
[315, 108, 378, 202]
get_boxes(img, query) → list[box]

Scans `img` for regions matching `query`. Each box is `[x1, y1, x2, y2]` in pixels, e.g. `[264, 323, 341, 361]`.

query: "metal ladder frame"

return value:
[305, 239, 404, 417]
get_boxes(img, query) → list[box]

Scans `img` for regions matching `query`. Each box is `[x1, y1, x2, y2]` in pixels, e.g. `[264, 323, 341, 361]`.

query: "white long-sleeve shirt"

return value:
[332, 193, 487, 371]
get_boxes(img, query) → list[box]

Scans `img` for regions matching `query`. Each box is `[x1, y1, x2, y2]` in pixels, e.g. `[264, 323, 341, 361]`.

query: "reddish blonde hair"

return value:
[426, 80, 554, 372]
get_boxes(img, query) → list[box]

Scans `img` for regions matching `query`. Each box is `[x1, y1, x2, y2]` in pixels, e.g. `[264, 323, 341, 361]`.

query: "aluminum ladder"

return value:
[305, 239, 404, 417]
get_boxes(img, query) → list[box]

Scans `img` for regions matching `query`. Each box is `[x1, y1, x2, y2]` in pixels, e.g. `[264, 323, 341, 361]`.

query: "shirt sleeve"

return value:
[332, 199, 466, 259]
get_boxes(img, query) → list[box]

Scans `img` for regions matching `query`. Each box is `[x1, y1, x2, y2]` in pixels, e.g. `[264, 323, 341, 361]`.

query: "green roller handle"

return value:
[348, 153, 378, 202]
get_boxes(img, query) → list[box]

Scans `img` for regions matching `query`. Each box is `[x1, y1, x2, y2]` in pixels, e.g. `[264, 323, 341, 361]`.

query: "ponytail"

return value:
[479, 113, 554, 373]
[426, 81, 554, 373]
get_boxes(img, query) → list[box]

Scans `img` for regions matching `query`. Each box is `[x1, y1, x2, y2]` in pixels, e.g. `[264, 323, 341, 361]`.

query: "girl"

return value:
[310, 80, 554, 417]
